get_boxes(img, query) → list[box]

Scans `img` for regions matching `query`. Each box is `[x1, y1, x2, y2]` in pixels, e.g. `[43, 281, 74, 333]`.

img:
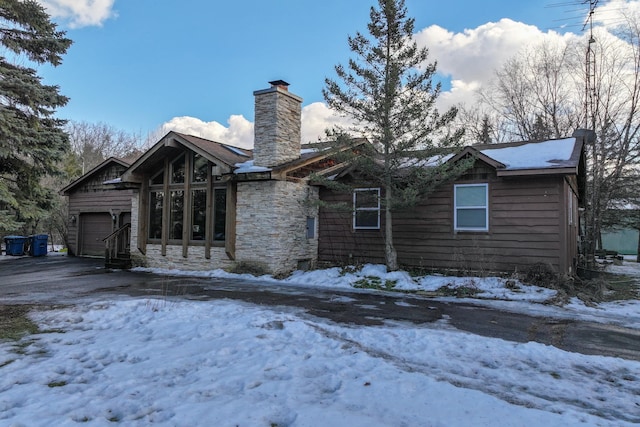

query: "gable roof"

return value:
[120, 131, 253, 183]
[450, 136, 584, 177]
[60, 157, 131, 195]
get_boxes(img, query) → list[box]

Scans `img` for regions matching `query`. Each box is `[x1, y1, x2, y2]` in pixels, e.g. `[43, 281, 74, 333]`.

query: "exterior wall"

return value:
[602, 228, 639, 255]
[129, 190, 235, 270]
[253, 86, 302, 168]
[67, 163, 133, 257]
[236, 180, 319, 275]
[129, 191, 144, 266]
[562, 179, 580, 273]
[143, 245, 234, 270]
[319, 173, 572, 274]
[131, 179, 319, 275]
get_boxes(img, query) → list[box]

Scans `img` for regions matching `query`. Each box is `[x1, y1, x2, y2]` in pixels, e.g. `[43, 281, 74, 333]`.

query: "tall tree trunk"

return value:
[384, 187, 398, 271]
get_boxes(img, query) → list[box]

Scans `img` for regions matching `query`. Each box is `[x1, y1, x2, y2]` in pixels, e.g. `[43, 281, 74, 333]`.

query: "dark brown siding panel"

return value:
[318, 175, 566, 273]
[67, 189, 134, 257]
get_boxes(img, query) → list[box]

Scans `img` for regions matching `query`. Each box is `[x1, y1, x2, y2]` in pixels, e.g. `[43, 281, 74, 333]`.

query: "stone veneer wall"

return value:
[129, 191, 145, 267]
[236, 180, 319, 275]
[143, 245, 233, 270]
[252, 86, 302, 168]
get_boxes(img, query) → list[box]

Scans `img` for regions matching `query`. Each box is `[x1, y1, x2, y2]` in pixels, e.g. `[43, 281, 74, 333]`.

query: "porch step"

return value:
[106, 256, 131, 270]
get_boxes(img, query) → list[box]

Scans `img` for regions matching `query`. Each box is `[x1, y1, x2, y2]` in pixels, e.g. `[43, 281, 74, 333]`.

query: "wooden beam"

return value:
[182, 153, 191, 258]
[225, 181, 237, 260]
[205, 160, 212, 260]
[161, 158, 169, 257]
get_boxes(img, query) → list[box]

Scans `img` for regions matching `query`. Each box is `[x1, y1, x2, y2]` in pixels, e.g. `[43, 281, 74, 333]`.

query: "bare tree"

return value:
[477, 40, 581, 142]
[66, 121, 144, 175]
[459, 13, 640, 267]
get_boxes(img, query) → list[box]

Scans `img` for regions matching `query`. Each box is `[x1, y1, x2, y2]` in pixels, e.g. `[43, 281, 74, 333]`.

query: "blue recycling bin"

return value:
[4, 235, 27, 256]
[29, 234, 48, 257]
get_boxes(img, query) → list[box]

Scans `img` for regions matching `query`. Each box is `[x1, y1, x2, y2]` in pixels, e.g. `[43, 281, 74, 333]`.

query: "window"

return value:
[353, 188, 380, 230]
[147, 150, 227, 244]
[149, 191, 164, 239]
[214, 188, 226, 241]
[171, 154, 185, 184]
[191, 189, 206, 240]
[192, 154, 208, 183]
[169, 190, 184, 240]
[150, 170, 164, 185]
[454, 184, 488, 231]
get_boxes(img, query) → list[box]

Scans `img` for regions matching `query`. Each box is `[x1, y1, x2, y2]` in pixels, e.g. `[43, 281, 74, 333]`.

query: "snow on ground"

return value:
[1, 255, 639, 425]
[132, 260, 640, 328]
[1, 298, 639, 426]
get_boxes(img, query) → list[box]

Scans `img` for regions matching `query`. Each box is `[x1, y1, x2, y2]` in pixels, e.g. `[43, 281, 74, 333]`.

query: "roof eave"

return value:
[496, 166, 578, 177]
[121, 131, 237, 183]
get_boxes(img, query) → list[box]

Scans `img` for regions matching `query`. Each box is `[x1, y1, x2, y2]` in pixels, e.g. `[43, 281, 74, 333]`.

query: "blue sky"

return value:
[37, 0, 608, 146]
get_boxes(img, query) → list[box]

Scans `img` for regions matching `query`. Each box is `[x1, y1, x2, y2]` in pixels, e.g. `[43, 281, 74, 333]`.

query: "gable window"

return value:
[353, 188, 380, 230]
[147, 151, 227, 244]
[171, 154, 185, 183]
[454, 184, 488, 231]
[192, 154, 208, 183]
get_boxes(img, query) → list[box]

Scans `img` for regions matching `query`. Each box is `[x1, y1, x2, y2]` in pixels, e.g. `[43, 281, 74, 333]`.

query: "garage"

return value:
[78, 213, 113, 257]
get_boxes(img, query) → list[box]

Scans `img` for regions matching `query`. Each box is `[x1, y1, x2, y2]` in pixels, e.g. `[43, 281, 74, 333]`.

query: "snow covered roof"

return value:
[479, 137, 577, 170]
[451, 136, 584, 177]
[233, 160, 272, 174]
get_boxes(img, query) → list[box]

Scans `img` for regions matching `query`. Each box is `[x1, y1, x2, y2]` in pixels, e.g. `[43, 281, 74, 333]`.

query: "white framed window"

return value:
[454, 184, 489, 231]
[353, 188, 380, 230]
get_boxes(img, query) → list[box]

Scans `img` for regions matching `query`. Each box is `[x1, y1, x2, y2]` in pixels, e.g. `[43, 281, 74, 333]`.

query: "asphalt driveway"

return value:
[1, 255, 640, 361]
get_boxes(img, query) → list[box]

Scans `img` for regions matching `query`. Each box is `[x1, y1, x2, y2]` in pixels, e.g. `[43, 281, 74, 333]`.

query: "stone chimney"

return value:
[253, 80, 302, 167]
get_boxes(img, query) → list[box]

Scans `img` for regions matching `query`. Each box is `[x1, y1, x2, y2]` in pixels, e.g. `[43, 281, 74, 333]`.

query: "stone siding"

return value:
[143, 245, 234, 271]
[129, 191, 145, 267]
[236, 180, 319, 274]
[253, 86, 302, 168]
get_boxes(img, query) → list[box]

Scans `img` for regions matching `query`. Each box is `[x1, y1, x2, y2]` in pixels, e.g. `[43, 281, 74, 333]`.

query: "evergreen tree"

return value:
[0, 0, 72, 233]
[479, 115, 492, 144]
[323, 0, 469, 270]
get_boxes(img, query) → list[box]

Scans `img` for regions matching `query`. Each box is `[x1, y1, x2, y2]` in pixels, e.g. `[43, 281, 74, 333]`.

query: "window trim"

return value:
[353, 188, 381, 230]
[454, 183, 489, 232]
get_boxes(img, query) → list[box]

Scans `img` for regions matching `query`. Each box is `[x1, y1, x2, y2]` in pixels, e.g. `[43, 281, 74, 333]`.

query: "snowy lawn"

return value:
[1, 298, 639, 426]
[1, 256, 639, 426]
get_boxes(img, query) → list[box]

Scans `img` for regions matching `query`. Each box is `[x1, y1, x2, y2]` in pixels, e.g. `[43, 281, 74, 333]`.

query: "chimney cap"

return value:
[269, 80, 290, 88]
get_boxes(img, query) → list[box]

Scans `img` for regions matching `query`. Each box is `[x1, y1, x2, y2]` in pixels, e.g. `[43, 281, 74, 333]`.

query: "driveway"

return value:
[1, 255, 640, 361]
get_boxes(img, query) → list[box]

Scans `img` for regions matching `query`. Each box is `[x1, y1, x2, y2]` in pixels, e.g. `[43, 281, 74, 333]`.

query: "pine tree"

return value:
[0, 0, 72, 233]
[323, 0, 469, 270]
[479, 115, 492, 144]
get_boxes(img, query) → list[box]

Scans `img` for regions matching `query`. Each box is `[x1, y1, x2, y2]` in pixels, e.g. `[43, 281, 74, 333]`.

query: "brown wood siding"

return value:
[65, 163, 133, 257]
[67, 189, 133, 257]
[319, 174, 569, 273]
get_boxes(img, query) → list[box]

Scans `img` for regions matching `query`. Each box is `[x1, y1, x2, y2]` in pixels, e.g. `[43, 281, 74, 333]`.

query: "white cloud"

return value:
[158, 115, 254, 149]
[596, 0, 640, 26]
[39, 0, 116, 28]
[155, 103, 355, 150]
[415, 18, 578, 108]
[301, 102, 355, 144]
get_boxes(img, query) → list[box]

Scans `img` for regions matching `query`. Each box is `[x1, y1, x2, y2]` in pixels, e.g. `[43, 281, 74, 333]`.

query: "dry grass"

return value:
[0, 305, 40, 342]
